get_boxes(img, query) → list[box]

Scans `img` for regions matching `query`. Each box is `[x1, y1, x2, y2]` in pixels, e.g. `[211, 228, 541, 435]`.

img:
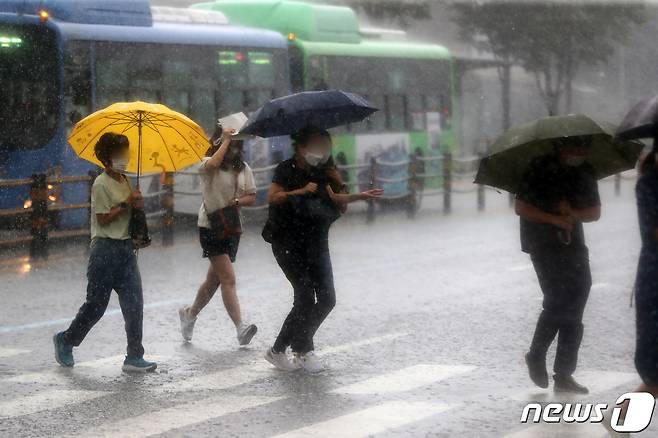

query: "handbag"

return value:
[129, 207, 152, 249]
[121, 175, 151, 249]
[205, 171, 243, 240]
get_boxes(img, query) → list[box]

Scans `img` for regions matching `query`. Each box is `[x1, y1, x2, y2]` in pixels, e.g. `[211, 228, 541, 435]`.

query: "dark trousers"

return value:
[528, 247, 591, 376]
[272, 238, 336, 354]
[62, 238, 145, 358]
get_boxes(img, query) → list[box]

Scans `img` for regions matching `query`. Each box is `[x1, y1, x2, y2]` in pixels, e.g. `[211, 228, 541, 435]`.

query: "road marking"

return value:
[156, 363, 266, 392]
[331, 364, 475, 395]
[70, 395, 283, 438]
[3, 355, 171, 387]
[0, 299, 188, 334]
[0, 389, 107, 418]
[317, 332, 407, 356]
[509, 370, 639, 403]
[504, 422, 609, 437]
[0, 347, 30, 358]
[591, 282, 610, 290]
[508, 263, 534, 272]
[154, 333, 409, 393]
[270, 401, 454, 438]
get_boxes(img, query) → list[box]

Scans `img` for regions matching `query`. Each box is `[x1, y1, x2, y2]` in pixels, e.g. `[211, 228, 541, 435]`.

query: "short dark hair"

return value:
[291, 126, 331, 148]
[95, 133, 129, 166]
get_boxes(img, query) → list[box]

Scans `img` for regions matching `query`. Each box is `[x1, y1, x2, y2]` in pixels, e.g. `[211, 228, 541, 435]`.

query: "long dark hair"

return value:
[206, 125, 246, 172]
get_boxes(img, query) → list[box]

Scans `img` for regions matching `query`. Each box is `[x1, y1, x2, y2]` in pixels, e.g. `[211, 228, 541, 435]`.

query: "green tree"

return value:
[451, 1, 644, 115]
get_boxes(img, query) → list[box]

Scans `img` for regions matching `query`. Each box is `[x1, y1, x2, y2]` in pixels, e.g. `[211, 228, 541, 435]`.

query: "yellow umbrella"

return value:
[68, 101, 209, 184]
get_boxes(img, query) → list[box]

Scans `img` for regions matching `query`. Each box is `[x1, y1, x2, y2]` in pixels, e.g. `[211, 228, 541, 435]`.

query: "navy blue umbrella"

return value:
[617, 95, 658, 140]
[240, 90, 378, 138]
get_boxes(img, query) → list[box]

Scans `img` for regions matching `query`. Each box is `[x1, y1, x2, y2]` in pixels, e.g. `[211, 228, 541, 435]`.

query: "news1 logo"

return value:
[520, 392, 655, 433]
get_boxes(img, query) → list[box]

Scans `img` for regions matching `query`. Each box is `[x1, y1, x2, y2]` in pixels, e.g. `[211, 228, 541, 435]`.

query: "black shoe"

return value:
[553, 374, 589, 394]
[525, 352, 548, 389]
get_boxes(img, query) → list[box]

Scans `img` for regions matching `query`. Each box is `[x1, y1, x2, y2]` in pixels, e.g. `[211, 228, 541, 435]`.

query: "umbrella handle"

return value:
[558, 230, 572, 245]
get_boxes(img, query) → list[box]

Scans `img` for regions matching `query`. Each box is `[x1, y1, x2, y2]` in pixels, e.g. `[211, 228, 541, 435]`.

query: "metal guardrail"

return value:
[1, 154, 635, 260]
[0, 171, 174, 259]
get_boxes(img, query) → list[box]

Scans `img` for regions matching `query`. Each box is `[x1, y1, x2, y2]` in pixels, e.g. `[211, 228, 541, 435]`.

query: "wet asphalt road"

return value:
[0, 181, 653, 437]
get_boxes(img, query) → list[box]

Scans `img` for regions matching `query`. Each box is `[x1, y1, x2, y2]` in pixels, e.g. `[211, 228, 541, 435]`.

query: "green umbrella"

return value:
[474, 114, 643, 194]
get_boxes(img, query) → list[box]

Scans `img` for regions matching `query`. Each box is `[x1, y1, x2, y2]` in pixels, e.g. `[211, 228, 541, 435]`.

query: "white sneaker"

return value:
[292, 351, 324, 373]
[178, 307, 196, 342]
[237, 323, 258, 346]
[264, 348, 300, 372]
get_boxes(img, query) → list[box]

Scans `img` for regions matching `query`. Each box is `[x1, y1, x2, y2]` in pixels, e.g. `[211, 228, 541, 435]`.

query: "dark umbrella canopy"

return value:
[240, 90, 378, 138]
[617, 95, 658, 140]
[475, 114, 643, 194]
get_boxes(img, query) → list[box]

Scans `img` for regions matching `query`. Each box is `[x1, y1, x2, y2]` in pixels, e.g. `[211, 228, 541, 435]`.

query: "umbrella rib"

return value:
[141, 117, 179, 173]
[76, 117, 140, 157]
[142, 115, 205, 163]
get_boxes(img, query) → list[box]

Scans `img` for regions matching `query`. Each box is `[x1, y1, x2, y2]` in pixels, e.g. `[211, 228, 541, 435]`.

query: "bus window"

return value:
[366, 95, 386, 132]
[288, 46, 305, 92]
[64, 41, 92, 134]
[218, 50, 249, 89]
[190, 92, 216, 133]
[95, 44, 129, 108]
[248, 52, 274, 88]
[0, 24, 58, 150]
[218, 90, 247, 118]
[163, 60, 193, 115]
[407, 95, 426, 131]
[385, 94, 405, 132]
[246, 89, 274, 113]
[129, 49, 162, 102]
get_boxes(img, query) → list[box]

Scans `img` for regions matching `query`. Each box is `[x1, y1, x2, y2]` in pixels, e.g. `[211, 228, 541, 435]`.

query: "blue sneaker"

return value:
[122, 356, 157, 373]
[53, 332, 74, 367]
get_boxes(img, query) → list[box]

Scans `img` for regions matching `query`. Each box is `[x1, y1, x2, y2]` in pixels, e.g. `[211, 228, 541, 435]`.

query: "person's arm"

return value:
[96, 189, 143, 226]
[562, 173, 602, 223]
[96, 205, 127, 226]
[326, 185, 384, 205]
[204, 128, 235, 171]
[267, 182, 317, 205]
[236, 193, 257, 207]
[515, 199, 573, 231]
[562, 203, 601, 223]
[236, 167, 257, 207]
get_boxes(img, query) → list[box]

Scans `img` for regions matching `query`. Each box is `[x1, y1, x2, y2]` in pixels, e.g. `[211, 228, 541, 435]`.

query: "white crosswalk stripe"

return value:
[0, 347, 30, 358]
[505, 370, 641, 437]
[67, 395, 284, 438]
[154, 332, 409, 393]
[2, 355, 172, 387]
[330, 364, 475, 395]
[509, 370, 639, 403]
[503, 422, 609, 438]
[269, 401, 455, 438]
[0, 331, 639, 438]
[0, 389, 107, 418]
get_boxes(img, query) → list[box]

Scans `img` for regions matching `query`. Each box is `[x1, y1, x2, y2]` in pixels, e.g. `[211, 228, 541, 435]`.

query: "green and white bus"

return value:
[192, 0, 457, 196]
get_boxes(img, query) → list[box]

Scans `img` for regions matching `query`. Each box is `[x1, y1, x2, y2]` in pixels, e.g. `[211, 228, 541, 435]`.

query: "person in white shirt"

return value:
[178, 126, 258, 346]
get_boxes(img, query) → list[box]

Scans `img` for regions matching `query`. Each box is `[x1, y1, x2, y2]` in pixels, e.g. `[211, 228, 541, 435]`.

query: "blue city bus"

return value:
[0, 0, 290, 227]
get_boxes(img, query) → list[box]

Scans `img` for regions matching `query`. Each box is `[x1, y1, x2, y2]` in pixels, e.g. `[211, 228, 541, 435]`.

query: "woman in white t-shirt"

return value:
[178, 126, 258, 346]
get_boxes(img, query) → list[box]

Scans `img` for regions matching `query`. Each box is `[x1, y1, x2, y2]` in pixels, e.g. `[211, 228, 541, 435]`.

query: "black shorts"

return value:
[199, 227, 240, 262]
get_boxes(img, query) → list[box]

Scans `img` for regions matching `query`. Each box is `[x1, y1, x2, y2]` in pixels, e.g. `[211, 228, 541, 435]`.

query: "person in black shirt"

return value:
[515, 136, 601, 394]
[262, 126, 383, 372]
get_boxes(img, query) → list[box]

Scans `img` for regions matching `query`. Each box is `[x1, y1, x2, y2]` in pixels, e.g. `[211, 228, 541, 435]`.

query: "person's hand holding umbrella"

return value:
[68, 101, 210, 249]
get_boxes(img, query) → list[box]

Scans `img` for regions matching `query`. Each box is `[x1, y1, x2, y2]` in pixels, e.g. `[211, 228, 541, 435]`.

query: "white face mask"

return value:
[112, 157, 129, 173]
[304, 151, 325, 167]
[565, 156, 586, 167]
